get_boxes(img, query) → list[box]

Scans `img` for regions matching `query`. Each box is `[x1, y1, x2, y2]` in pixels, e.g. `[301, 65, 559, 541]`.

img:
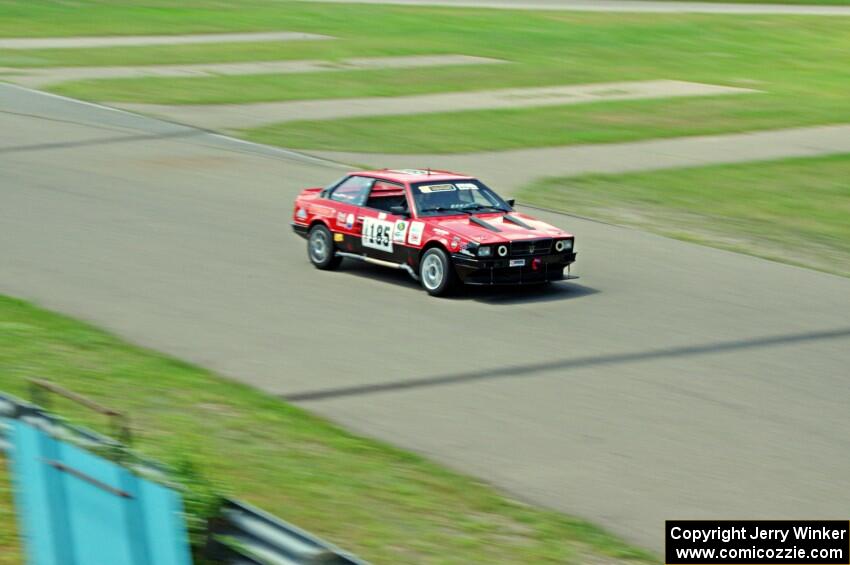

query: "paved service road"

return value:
[117, 81, 754, 129]
[295, 0, 850, 16]
[0, 31, 332, 50]
[2, 85, 849, 551]
[310, 123, 850, 192]
[4, 55, 505, 88]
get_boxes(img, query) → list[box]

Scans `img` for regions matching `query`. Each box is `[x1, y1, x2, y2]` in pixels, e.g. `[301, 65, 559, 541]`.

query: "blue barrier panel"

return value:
[8, 419, 192, 565]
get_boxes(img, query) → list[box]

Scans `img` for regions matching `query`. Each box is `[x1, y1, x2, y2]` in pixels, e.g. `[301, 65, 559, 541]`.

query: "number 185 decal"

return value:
[362, 217, 394, 252]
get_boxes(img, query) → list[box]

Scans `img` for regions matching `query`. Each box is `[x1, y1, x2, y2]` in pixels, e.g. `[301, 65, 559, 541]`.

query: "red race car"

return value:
[291, 169, 577, 296]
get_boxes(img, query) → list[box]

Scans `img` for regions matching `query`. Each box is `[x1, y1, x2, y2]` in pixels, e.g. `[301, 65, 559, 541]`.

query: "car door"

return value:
[358, 179, 412, 264]
[326, 175, 373, 254]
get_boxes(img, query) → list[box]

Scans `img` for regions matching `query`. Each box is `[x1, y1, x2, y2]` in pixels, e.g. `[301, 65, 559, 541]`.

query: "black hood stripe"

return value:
[502, 214, 536, 230]
[469, 216, 502, 232]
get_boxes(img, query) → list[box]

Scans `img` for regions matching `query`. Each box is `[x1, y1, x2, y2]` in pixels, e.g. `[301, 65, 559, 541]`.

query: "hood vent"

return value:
[502, 214, 535, 230]
[469, 216, 502, 232]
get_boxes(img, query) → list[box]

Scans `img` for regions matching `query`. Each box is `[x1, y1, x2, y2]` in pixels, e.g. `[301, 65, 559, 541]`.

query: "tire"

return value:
[419, 247, 456, 296]
[307, 224, 342, 270]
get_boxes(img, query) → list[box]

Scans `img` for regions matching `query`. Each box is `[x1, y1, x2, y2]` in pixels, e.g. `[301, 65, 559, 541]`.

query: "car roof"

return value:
[351, 169, 475, 184]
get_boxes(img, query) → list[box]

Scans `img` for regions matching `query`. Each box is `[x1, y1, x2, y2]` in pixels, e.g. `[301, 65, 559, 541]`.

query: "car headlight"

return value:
[555, 239, 573, 252]
[497, 245, 508, 257]
[478, 246, 492, 257]
[459, 242, 478, 257]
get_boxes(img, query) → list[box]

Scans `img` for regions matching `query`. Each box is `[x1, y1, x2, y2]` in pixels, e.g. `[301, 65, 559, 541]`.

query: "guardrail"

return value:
[29, 378, 133, 446]
[2, 385, 368, 565]
[1, 386, 192, 565]
[0, 389, 127, 463]
[0, 386, 168, 483]
[206, 498, 368, 565]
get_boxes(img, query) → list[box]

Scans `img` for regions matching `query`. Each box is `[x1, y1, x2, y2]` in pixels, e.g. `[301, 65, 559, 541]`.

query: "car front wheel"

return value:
[419, 247, 455, 296]
[307, 224, 342, 270]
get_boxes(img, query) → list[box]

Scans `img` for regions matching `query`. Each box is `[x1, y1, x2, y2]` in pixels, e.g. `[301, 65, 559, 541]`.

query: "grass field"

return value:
[0, 1, 847, 156]
[518, 153, 850, 277]
[0, 294, 656, 565]
[0, 458, 17, 565]
[243, 95, 847, 153]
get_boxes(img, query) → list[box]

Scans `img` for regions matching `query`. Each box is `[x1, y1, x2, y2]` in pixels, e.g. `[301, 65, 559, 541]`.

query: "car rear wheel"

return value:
[420, 247, 455, 296]
[307, 224, 342, 270]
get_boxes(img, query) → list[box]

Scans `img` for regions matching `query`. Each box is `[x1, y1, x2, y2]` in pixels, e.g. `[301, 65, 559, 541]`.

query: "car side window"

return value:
[364, 180, 409, 214]
[329, 176, 373, 206]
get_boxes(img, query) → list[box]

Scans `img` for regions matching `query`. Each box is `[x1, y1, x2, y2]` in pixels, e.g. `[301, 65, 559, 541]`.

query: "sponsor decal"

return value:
[296, 207, 307, 220]
[393, 220, 409, 243]
[388, 169, 430, 176]
[433, 228, 449, 236]
[345, 213, 355, 229]
[455, 183, 479, 190]
[333, 233, 344, 242]
[418, 184, 455, 193]
[362, 217, 394, 252]
[336, 211, 346, 226]
[451, 236, 461, 250]
[378, 212, 387, 220]
[408, 221, 425, 246]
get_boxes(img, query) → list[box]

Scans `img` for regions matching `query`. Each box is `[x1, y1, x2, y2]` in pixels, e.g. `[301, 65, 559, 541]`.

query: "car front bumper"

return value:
[451, 252, 577, 285]
[292, 222, 309, 238]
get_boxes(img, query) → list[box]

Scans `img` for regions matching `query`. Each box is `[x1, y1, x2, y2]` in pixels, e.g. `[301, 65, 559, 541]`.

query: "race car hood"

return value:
[427, 212, 572, 244]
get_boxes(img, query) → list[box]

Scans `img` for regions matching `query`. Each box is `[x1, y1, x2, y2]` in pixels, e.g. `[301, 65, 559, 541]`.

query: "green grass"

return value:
[0, 294, 657, 564]
[2, 2, 849, 154]
[0, 457, 17, 565]
[518, 153, 850, 277]
[243, 94, 847, 153]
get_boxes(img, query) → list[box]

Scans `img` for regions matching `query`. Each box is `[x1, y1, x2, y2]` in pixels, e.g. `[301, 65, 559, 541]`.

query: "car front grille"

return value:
[510, 239, 553, 256]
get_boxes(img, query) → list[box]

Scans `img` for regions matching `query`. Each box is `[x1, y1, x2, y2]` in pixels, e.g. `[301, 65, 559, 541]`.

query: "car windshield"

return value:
[411, 179, 510, 216]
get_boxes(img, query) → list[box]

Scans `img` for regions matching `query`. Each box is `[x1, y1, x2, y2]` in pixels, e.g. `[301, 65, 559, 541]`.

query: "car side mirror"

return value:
[506, 198, 516, 208]
[389, 205, 409, 217]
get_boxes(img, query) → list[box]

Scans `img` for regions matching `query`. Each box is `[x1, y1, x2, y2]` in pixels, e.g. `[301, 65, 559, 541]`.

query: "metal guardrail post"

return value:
[28, 378, 132, 448]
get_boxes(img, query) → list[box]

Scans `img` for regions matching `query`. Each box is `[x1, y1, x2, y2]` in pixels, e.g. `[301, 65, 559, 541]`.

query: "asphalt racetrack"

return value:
[2, 85, 850, 551]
